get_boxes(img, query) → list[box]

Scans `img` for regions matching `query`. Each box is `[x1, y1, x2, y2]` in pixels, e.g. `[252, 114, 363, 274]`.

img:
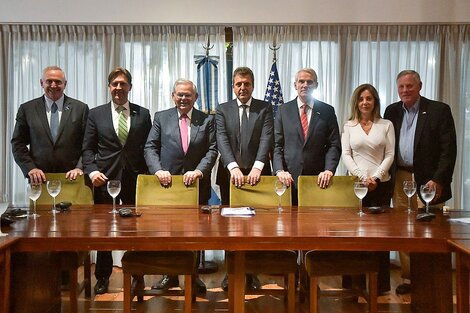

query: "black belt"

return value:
[398, 165, 414, 173]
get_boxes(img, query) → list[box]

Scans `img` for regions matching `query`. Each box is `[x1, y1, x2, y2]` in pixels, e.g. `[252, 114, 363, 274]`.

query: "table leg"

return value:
[456, 251, 470, 313]
[0, 248, 10, 313]
[228, 251, 245, 313]
[410, 252, 452, 313]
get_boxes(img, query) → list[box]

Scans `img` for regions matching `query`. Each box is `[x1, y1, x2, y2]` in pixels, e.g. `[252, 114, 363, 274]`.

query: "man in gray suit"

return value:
[144, 78, 217, 293]
[11, 65, 89, 184]
[216, 66, 274, 205]
[273, 68, 341, 204]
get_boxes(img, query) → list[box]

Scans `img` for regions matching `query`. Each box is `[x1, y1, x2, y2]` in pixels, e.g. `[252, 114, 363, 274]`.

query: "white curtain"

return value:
[0, 24, 227, 206]
[233, 24, 470, 210]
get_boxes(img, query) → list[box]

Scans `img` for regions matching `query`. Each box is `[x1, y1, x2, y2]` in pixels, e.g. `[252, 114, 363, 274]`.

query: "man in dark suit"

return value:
[215, 67, 273, 291]
[384, 69, 457, 295]
[11, 66, 89, 184]
[216, 66, 274, 204]
[82, 67, 151, 294]
[144, 78, 217, 293]
[273, 68, 341, 204]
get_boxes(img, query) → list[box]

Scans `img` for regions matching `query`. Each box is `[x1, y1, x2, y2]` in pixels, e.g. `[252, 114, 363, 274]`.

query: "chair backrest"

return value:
[297, 175, 357, 208]
[229, 176, 292, 207]
[135, 174, 199, 206]
[36, 173, 93, 205]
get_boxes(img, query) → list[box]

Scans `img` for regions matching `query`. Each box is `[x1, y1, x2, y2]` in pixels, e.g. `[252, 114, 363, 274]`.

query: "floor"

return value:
[61, 254, 453, 313]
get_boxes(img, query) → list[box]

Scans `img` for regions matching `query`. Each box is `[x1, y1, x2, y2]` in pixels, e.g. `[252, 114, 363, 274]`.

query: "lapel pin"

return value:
[64, 105, 71, 111]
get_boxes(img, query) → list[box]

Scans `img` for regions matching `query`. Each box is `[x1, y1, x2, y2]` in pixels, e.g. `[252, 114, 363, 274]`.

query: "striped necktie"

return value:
[116, 106, 128, 145]
[301, 104, 309, 139]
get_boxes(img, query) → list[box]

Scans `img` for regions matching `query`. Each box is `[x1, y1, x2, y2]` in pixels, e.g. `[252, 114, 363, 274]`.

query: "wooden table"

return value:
[2, 205, 462, 313]
[0, 236, 17, 313]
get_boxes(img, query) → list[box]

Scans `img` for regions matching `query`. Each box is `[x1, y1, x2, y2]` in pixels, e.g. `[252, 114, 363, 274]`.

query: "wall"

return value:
[1, 0, 470, 24]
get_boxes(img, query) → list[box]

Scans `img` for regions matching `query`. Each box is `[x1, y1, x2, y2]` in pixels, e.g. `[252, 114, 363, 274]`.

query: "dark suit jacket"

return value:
[144, 107, 218, 204]
[216, 98, 273, 170]
[273, 98, 341, 185]
[82, 102, 151, 184]
[384, 96, 457, 203]
[11, 95, 89, 176]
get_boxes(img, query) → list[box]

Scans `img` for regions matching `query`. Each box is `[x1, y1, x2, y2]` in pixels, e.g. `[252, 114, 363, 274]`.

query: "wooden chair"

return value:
[121, 174, 198, 313]
[36, 173, 92, 313]
[228, 175, 297, 313]
[298, 175, 379, 313]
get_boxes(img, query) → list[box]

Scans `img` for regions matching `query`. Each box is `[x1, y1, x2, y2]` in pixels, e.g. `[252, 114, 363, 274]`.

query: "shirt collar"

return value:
[178, 108, 193, 120]
[236, 97, 252, 107]
[297, 97, 313, 109]
[401, 98, 420, 113]
[113, 101, 130, 112]
[44, 95, 65, 111]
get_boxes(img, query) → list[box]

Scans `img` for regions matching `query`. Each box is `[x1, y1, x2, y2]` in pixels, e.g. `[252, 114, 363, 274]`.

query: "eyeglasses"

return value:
[175, 93, 194, 99]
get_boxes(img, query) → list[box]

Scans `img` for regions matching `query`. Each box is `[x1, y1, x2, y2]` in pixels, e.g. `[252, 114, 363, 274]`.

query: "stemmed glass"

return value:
[0, 194, 9, 236]
[403, 180, 417, 214]
[420, 184, 436, 214]
[46, 180, 61, 214]
[354, 181, 368, 216]
[27, 183, 42, 218]
[107, 180, 121, 214]
[274, 180, 287, 212]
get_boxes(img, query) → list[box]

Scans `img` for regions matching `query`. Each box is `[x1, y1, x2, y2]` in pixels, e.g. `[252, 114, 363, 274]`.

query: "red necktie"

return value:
[180, 114, 189, 154]
[301, 104, 309, 139]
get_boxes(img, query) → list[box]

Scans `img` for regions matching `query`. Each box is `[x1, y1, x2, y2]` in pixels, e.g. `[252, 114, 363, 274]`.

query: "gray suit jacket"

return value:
[11, 95, 89, 176]
[144, 107, 218, 204]
[273, 98, 341, 185]
[215, 98, 273, 171]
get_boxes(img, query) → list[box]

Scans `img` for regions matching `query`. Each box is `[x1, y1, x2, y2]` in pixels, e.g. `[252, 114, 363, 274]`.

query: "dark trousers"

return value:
[94, 169, 137, 280]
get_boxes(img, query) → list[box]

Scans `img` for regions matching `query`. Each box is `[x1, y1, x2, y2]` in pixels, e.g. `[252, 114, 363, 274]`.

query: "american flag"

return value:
[264, 62, 284, 116]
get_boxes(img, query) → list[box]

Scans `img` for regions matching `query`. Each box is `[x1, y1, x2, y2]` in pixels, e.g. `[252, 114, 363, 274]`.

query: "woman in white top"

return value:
[341, 83, 395, 294]
[342, 83, 395, 207]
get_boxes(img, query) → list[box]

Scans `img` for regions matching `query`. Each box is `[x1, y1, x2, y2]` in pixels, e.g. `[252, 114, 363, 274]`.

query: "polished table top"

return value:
[4, 205, 470, 253]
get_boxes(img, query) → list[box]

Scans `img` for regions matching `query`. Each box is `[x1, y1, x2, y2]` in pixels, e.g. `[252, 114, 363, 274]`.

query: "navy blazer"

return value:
[384, 96, 457, 203]
[144, 107, 218, 204]
[82, 102, 151, 180]
[11, 95, 89, 176]
[273, 98, 341, 185]
[215, 98, 273, 171]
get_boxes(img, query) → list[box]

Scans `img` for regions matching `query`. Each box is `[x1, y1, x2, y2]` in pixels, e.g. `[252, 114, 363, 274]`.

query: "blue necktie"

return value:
[50, 102, 59, 142]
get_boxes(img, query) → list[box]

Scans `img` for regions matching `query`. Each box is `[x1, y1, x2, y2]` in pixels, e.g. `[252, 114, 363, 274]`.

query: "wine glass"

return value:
[46, 180, 61, 214]
[403, 180, 417, 214]
[0, 194, 9, 236]
[274, 180, 287, 212]
[107, 180, 121, 214]
[27, 183, 42, 218]
[420, 184, 436, 214]
[354, 181, 368, 216]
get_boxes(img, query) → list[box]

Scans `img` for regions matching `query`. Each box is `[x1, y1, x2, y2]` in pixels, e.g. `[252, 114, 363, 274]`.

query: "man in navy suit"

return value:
[144, 78, 217, 293]
[11, 66, 89, 184]
[384, 70, 457, 295]
[82, 67, 152, 294]
[215, 67, 273, 291]
[273, 68, 341, 204]
[216, 66, 274, 205]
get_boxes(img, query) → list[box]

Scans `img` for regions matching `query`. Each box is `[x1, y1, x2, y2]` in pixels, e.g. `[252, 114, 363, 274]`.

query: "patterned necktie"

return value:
[116, 106, 128, 145]
[301, 104, 309, 139]
[239, 105, 250, 168]
[180, 114, 189, 154]
[50, 102, 59, 142]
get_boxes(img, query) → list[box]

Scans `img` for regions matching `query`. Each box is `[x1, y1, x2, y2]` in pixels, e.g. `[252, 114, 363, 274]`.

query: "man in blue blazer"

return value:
[82, 67, 152, 294]
[216, 67, 274, 205]
[11, 66, 89, 184]
[144, 79, 217, 293]
[384, 70, 457, 295]
[273, 68, 341, 204]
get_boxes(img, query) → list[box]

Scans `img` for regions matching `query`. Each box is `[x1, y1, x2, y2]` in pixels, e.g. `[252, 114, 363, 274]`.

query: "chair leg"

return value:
[368, 272, 378, 313]
[69, 269, 78, 313]
[123, 272, 132, 313]
[309, 276, 318, 313]
[84, 252, 92, 298]
[184, 275, 192, 313]
[287, 272, 296, 313]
